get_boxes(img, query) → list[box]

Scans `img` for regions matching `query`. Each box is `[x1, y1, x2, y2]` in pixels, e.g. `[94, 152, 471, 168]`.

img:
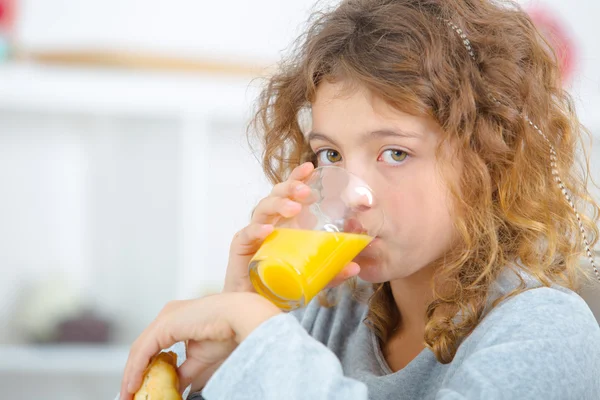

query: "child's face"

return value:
[308, 81, 458, 283]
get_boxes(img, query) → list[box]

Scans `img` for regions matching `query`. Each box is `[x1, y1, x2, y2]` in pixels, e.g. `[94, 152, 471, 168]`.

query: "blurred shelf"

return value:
[0, 344, 129, 375]
[0, 61, 596, 136]
[0, 61, 260, 117]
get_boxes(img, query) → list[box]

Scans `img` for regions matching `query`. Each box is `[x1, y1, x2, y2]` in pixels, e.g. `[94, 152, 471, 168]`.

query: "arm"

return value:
[120, 292, 365, 400]
[201, 313, 368, 400]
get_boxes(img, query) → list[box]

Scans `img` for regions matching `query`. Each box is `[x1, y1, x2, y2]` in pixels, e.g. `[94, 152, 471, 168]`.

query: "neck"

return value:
[388, 264, 436, 336]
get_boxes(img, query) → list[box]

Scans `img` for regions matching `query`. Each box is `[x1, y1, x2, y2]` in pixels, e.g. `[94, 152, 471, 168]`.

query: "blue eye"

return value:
[379, 149, 409, 164]
[316, 149, 342, 165]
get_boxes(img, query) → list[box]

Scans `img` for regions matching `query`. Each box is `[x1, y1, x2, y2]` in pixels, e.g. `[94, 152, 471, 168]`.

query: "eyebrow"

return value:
[307, 129, 421, 146]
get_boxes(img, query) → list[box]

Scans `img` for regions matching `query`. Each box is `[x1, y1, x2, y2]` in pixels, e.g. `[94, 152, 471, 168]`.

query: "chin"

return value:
[354, 256, 388, 283]
[354, 242, 415, 283]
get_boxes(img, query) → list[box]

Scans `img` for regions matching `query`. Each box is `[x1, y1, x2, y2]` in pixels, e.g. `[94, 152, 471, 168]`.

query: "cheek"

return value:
[377, 173, 434, 233]
[379, 168, 455, 245]
[415, 173, 456, 249]
[382, 191, 418, 233]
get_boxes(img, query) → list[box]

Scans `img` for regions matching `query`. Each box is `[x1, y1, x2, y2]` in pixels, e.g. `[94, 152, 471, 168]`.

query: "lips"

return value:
[369, 237, 381, 245]
[357, 237, 380, 258]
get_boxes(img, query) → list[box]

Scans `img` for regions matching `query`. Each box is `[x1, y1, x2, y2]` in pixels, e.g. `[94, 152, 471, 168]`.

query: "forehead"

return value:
[309, 81, 443, 143]
[311, 81, 389, 118]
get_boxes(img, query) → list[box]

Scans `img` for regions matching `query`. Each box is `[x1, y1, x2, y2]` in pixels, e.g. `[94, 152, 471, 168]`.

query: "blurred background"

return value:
[0, 1, 597, 399]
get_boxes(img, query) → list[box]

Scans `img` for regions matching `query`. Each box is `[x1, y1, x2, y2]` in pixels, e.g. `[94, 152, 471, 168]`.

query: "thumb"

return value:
[177, 358, 210, 394]
[178, 357, 226, 394]
[326, 262, 361, 288]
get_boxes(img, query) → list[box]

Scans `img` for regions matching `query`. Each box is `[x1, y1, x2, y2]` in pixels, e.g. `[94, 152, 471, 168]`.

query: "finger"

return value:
[326, 262, 361, 288]
[118, 381, 133, 400]
[120, 333, 150, 400]
[120, 317, 161, 398]
[270, 180, 312, 202]
[249, 163, 314, 224]
[119, 355, 133, 400]
[230, 223, 274, 257]
[122, 316, 177, 397]
[121, 335, 162, 397]
[251, 196, 302, 224]
[288, 162, 314, 181]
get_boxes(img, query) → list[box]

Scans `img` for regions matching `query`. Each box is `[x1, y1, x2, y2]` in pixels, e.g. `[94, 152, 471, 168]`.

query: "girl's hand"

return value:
[119, 292, 280, 400]
[224, 162, 361, 293]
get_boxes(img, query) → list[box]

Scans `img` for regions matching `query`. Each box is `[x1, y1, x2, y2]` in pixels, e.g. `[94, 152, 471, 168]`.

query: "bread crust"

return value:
[133, 351, 182, 400]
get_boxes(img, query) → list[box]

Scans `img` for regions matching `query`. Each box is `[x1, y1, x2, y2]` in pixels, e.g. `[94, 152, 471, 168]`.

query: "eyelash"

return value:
[314, 148, 410, 166]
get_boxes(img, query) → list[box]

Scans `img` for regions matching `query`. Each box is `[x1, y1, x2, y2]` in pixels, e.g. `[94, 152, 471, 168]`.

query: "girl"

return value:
[120, 0, 600, 398]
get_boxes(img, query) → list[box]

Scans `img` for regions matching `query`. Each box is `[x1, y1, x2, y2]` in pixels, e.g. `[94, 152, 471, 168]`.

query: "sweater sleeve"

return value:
[201, 313, 368, 400]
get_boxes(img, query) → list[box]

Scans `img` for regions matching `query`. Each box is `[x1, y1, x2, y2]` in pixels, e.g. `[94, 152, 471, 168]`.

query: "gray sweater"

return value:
[192, 270, 600, 399]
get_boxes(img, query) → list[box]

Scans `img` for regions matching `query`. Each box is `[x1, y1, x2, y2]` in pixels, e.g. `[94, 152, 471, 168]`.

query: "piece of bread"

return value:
[133, 351, 182, 400]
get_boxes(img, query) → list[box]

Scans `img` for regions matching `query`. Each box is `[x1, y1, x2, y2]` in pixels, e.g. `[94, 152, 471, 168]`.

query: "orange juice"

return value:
[249, 228, 372, 310]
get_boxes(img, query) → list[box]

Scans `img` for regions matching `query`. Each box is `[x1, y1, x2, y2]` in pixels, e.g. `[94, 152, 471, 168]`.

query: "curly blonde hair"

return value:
[249, 0, 600, 363]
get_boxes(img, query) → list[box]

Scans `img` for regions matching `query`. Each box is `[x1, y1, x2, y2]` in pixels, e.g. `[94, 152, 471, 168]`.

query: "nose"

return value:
[341, 183, 382, 237]
[344, 185, 376, 212]
[312, 165, 383, 236]
[338, 166, 382, 236]
[339, 164, 377, 211]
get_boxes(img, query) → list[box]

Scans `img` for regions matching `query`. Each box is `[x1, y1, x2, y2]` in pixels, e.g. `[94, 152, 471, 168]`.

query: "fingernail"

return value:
[127, 382, 135, 393]
[294, 184, 306, 193]
[285, 200, 299, 209]
[348, 264, 360, 276]
[262, 224, 274, 233]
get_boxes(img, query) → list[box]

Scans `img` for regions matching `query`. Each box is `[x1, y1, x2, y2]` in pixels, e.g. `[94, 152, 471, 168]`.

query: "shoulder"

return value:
[449, 286, 600, 393]
[441, 287, 600, 398]
[478, 285, 599, 342]
[475, 266, 600, 344]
